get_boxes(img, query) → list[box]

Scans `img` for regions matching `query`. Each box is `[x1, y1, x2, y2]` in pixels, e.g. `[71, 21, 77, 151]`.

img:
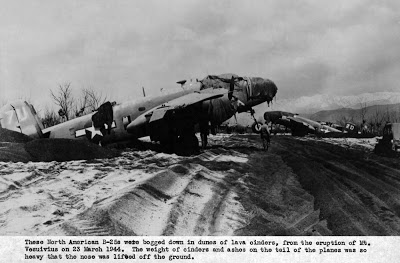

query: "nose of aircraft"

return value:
[250, 77, 278, 103]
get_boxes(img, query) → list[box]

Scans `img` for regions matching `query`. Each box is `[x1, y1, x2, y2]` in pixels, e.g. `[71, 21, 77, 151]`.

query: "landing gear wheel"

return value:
[249, 107, 262, 134]
[160, 138, 176, 153]
[176, 134, 199, 156]
[252, 122, 262, 134]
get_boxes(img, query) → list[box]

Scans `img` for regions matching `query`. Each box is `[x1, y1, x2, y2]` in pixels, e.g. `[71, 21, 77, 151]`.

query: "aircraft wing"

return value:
[287, 116, 342, 133]
[155, 88, 225, 109]
[127, 90, 225, 133]
[287, 116, 312, 126]
[150, 90, 225, 122]
[291, 116, 319, 130]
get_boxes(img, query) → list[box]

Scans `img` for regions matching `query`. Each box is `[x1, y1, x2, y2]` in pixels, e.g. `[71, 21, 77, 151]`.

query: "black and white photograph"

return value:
[0, 0, 400, 261]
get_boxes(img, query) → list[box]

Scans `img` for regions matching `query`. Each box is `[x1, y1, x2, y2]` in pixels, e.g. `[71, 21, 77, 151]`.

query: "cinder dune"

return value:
[1, 133, 399, 236]
[0, 128, 117, 163]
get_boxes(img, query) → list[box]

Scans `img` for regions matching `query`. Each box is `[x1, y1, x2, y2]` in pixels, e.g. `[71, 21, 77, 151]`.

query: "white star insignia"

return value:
[85, 126, 104, 143]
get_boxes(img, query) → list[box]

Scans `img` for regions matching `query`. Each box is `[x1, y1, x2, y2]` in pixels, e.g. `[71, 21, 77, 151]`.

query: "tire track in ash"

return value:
[233, 149, 329, 236]
[161, 162, 249, 236]
[290, 145, 400, 228]
[318, 159, 400, 228]
[0, 150, 164, 235]
[43, 145, 272, 236]
[0, 134, 351, 235]
[0, 162, 70, 234]
[208, 135, 331, 235]
[320, 149, 400, 233]
[55, 149, 253, 236]
[43, 152, 172, 236]
[275, 136, 400, 235]
[274, 138, 370, 235]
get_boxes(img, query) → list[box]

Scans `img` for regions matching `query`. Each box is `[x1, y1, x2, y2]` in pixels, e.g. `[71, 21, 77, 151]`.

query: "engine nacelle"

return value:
[203, 95, 236, 126]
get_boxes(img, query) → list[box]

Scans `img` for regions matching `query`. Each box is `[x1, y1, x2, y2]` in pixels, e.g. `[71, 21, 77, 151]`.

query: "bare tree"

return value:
[383, 105, 392, 123]
[84, 87, 108, 112]
[41, 107, 61, 128]
[367, 119, 375, 134]
[50, 83, 74, 121]
[74, 87, 108, 117]
[390, 109, 400, 123]
[381, 104, 400, 123]
[372, 108, 387, 135]
[337, 114, 351, 127]
[358, 98, 368, 128]
[75, 89, 90, 117]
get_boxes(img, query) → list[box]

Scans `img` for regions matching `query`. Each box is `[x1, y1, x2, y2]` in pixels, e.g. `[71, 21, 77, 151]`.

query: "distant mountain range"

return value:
[307, 103, 400, 124]
[266, 91, 400, 114]
[232, 91, 400, 126]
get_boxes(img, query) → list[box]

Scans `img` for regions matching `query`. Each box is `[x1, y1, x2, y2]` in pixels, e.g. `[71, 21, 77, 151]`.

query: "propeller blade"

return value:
[228, 76, 235, 100]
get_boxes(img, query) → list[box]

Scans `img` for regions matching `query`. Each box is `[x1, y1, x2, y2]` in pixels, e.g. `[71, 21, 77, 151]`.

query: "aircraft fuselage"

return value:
[1, 74, 278, 151]
[43, 83, 203, 143]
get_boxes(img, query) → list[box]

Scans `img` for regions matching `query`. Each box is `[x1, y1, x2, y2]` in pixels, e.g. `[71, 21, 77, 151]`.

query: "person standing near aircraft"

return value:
[260, 122, 270, 151]
[199, 119, 209, 149]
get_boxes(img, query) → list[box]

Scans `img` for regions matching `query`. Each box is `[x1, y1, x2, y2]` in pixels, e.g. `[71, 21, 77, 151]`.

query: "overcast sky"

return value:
[1, 0, 400, 109]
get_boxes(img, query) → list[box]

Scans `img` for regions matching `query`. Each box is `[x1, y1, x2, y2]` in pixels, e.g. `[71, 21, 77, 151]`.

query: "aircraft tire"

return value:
[176, 134, 199, 156]
[252, 122, 262, 134]
[160, 134, 178, 153]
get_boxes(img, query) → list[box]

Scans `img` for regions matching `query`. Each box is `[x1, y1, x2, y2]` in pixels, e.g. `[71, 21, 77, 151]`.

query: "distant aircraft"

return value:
[344, 122, 358, 134]
[263, 111, 341, 136]
[0, 73, 277, 153]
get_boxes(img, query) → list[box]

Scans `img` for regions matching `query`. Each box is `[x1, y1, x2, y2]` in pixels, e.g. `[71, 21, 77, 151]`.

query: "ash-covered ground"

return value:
[1, 133, 400, 236]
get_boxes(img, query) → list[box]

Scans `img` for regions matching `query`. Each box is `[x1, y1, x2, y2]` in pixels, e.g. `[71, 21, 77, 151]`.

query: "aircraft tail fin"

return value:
[0, 100, 45, 138]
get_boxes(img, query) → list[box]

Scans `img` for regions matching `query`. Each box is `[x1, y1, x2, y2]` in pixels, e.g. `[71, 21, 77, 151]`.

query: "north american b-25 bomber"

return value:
[263, 111, 341, 136]
[0, 73, 277, 154]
